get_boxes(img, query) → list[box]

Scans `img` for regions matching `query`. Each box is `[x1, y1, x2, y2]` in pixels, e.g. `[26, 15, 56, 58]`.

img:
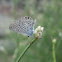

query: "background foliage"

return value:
[0, 0, 62, 62]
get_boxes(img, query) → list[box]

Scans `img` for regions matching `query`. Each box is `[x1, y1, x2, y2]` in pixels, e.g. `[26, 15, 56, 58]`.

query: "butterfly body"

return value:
[9, 16, 36, 37]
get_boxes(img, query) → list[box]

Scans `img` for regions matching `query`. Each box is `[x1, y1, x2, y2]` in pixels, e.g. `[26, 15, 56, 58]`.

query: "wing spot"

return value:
[28, 17, 29, 19]
[25, 16, 27, 18]
[19, 25, 20, 26]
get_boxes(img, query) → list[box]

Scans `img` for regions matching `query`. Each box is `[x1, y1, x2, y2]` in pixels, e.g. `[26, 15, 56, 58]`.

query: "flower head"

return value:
[52, 38, 56, 44]
[34, 26, 44, 38]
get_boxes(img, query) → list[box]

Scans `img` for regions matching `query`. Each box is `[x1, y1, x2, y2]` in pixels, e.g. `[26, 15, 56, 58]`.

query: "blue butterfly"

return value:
[9, 16, 36, 37]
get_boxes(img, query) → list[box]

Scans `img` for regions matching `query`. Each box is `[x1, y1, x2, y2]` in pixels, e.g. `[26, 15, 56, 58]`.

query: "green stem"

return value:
[52, 43, 56, 62]
[13, 0, 17, 19]
[16, 37, 38, 62]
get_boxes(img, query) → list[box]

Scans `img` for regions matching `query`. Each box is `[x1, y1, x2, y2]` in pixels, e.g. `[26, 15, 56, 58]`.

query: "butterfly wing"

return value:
[9, 16, 36, 36]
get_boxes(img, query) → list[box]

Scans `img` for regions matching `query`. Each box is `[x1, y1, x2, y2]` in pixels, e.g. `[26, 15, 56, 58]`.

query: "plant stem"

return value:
[52, 43, 56, 62]
[13, 0, 17, 19]
[16, 37, 38, 62]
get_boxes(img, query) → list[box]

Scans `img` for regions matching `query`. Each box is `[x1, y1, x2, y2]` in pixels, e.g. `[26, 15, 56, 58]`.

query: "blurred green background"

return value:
[0, 0, 62, 62]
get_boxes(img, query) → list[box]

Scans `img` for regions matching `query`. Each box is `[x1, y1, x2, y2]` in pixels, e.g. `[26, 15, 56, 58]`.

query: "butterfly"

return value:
[9, 16, 36, 37]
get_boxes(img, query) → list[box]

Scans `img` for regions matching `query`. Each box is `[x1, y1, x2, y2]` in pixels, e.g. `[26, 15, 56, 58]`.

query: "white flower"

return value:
[59, 32, 62, 37]
[52, 38, 56, 43]
[0, 46, 6, 53]
[34, 26, 44, 38]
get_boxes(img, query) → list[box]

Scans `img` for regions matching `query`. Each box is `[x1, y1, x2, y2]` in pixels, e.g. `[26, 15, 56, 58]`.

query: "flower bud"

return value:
[34, 26, 44, 38]
[52, 38, 56, 44]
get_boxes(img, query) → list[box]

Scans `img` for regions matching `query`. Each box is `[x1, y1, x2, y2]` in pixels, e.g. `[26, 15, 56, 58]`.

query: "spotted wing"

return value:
[9, 16, 36, 36]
